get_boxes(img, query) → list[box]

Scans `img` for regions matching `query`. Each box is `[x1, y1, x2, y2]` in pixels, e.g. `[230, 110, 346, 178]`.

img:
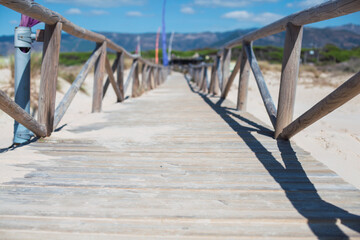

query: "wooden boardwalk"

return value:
[0, 72, 360, 239]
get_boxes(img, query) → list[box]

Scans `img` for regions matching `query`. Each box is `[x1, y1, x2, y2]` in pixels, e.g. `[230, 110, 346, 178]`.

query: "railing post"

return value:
[216, 55, 223, 93]
[221, 48, 231, 92]
[92, 42, 106, 113]
[117, 52, 124, 101]
[201, 66, 208, 92]
[237, 46, 251, 111]
[132, 59, 140, 97]
[142, 63, 148, 91]
[275, 23, 303, 139]
[38, 22, 62, 136]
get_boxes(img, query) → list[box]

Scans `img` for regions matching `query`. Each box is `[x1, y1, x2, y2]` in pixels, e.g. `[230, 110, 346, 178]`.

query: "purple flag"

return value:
[19, 0, 40, 27]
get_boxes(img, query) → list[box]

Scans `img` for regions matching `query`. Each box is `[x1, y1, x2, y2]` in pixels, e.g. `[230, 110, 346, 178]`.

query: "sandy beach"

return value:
[0, 65, 359, 189]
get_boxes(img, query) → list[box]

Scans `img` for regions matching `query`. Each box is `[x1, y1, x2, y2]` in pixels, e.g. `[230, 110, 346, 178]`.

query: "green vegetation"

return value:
[59, 52, 116, 66]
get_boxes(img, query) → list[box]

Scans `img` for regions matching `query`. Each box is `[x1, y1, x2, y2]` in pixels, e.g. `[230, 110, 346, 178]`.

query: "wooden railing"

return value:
[0, 0, 168, 139]
[187, 0, 360, 140]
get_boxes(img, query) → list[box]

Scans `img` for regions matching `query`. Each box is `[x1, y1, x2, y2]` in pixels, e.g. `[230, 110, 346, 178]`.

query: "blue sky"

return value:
[0, 0, 359, 36]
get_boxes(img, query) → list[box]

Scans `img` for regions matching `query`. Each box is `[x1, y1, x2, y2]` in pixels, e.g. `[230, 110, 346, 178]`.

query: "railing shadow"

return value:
[0, 137, 39, 154]
[186, 79, 360, 239]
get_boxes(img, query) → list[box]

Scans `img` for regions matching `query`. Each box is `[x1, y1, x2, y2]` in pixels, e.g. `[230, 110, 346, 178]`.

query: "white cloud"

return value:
[286, 3, 293, 8]
[181, 6, 195, 14]
[126, 11, 143, 17]
[222, 11, 283, 25]
[90, 10, 109, 15]
[194, 0, 277, 7]
[65, 8, 82, 15]
[44, 0, 145, 7]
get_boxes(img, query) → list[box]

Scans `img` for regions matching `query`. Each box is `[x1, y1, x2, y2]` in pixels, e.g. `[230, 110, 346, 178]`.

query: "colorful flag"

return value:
[155, 27, 160, 64]
[161, 0, 168, 66]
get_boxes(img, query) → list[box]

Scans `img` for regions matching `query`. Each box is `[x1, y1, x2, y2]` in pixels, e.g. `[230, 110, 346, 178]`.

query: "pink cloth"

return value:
[19, 0, 40, 27]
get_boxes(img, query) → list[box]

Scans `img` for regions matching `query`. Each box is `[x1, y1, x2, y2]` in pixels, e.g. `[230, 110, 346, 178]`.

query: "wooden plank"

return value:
[104, 57, 124, 102]
[221, 48, 231, 92]
[280, 71, 360, 139]
[1, 72, 360, 239]
[54, 46, 103, 129]
[132, 59, 141, 98]
[216, 55, 223, 93]
[201, 67, 209, 92]
[102, 54, 120, 99]
[92, 42, 106, 113]
[244, 43, 277, 128]
[123, 60, 138, 95]
[38, 22, 62, 136]
[141, 64, 148, 91]
[237, 47, 251, 111]
[275, 23, 303, 139]
[0, 90, 46, 137]
[208, 64, 216, 95]
[221, 52, 241, 99]
[199, 66, 205, 89]
[224, 0, 360, 48]
[146, 65, 152, 90]
[117, 52, 125, 101]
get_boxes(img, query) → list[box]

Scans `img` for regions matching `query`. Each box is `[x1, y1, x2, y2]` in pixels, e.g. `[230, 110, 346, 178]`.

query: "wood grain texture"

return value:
[224, 0, 360, 48]
[105, 57, 123, 102]
[102, 54, 120, 99]
[54, 46, 102, 129]
[280, 71, 360, 139]
[38, 22, 62, 136]
[132, 60, 141, 98]
[237, 48, 251, 111]
[92, 42, 106, 113]
[221, 53, 241, 99]
[275, 23, 303, 139]
[1, 73, 359, 239]
[117, 52, 125, 101]
[208, 65, 217, 95]
[0, 90, 46, 137]
[123, 59, 138, 98]
[244, 43, 277, 129]
[221, 48, 231, 92]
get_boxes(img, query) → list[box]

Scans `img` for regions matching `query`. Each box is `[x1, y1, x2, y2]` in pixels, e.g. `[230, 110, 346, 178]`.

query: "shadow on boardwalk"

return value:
[186, 78, 360, 239]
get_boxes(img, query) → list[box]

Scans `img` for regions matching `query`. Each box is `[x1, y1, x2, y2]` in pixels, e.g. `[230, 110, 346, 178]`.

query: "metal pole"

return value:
[13, 26, 35, 144]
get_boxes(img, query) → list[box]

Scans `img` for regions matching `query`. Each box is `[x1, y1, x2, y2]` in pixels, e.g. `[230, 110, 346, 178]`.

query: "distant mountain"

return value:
[0, 24, 359, 56]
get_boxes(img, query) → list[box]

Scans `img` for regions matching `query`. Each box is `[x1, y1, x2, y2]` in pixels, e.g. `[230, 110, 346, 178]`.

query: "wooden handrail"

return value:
[53, 45, 103, 129]
[0, 90, 46, 137]
[0, 0, 169, 141]
[185, 0, 360, 140]
[280, 71, 360, 139]
[0, 0, 161, 67]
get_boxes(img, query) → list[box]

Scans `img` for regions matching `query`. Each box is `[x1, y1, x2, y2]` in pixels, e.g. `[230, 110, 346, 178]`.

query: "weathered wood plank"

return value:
[123, 59, 138, 96]
[237, 47, 251, 111]
[222, 52, 241, 99]
[104, 57, 123, 102]
[132, 60, 141, 98]
[221, 48, 231, 92]
[117, 52, 125, 101]
[280, 71, 360, 139]
[54, 46, 102, 129]
[102, 54, 120, 99]
[244, 43, 277, 128]
[0, 90, 46, 137]
[275, 23, 303, 139]
[37, 22, 62, 136]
